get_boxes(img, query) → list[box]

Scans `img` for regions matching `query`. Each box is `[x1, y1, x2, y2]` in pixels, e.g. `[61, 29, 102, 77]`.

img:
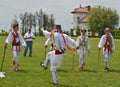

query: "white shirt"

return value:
[24, 32, 35, 41]
[42, 30, 78, 50]
[76, 35, 90, 54]
[98, 34, 115, 53]
[5, 31, 26, 51]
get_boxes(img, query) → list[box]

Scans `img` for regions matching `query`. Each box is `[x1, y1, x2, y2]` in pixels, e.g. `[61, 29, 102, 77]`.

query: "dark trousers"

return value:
[24, 41, 33, 57]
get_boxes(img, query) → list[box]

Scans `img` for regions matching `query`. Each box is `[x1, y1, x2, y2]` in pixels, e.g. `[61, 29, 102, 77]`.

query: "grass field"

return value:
[0, 36, 120, 87]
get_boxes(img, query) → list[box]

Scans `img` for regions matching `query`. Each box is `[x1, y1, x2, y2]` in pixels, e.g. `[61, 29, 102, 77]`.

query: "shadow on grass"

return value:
[51, 83, 88, 87]
[82, 69, 97, 73]
[48, 82, 72, 87]
[108, 69, 120, 73]
[17, 69, 28, 73]
[57, 84, 73, 87]
[57, 69, 68, 73]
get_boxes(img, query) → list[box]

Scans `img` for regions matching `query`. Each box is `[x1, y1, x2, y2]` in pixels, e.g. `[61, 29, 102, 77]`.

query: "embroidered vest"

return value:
[12, 32, 20, 46]
[12, 32, 21, 51]
[104, 36, 112, 52]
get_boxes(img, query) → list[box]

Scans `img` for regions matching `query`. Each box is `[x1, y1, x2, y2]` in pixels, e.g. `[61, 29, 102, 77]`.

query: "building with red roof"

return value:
[71, 5, 91, 35]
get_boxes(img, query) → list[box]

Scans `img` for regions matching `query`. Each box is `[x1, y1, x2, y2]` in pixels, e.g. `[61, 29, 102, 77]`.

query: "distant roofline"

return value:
[71, 5, 91, 14]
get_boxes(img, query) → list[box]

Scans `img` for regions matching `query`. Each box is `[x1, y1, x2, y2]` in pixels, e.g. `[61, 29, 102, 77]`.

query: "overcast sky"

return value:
[0, 0, 120, 31]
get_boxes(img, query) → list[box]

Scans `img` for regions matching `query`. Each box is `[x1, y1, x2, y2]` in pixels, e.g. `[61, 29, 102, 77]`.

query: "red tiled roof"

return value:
[80, 16, 88, 23]
[71, 6, 90, 13]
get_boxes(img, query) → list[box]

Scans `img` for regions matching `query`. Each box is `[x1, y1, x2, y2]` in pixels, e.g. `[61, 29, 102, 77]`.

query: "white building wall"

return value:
[81, 23, 88, 29]
[72, 13, 87, 29]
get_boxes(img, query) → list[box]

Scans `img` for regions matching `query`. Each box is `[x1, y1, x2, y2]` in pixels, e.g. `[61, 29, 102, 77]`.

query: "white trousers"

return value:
[44, 51, 65, 71]
[78, 53, 85, 66]
[43, 50, 65, 83]
[12, 51, 20, 67]
[104, 51, 111, 67]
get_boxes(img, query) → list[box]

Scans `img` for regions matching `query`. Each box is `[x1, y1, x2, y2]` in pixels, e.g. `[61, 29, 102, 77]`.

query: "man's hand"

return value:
[41, 27, 44, 31]
[98, 48, 101, 50]
[76, 46, 80, 49]
[4, 43, 8, 49]
[29, 36, 34, 39]
[44, 45, 48, 48]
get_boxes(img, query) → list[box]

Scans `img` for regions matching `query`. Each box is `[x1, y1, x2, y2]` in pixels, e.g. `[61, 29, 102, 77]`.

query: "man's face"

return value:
[105, 30, 110, 35]
[14, 24, 19, 32]
[82, 30, 86, 35]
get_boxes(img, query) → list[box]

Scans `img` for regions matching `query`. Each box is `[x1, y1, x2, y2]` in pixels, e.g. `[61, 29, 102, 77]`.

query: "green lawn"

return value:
[0, 36, 120, 87]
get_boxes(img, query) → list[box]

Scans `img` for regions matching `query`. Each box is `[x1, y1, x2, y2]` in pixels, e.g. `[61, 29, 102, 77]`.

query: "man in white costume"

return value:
[76, 29, 90, 71]
[98, 27, 115, 71]
[4, 20, 26, 71]
[41, 25, 78, 85]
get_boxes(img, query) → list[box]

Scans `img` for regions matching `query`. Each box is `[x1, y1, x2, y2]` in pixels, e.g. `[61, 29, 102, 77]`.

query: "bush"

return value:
[111, 30, 120, 39]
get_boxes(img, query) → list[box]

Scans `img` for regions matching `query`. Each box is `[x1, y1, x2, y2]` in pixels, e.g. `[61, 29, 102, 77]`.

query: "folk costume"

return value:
[98, 27, 115, 71]
[76, 29, 90, 71]
[24, 29, 35, 57]
[5, 20, 26, 71]
[41, 25, 78, 85]
[44, 29, 57, 51]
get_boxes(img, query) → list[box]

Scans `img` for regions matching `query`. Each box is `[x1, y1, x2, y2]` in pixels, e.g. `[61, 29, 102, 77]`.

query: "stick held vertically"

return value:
[0, 45, 7, 78]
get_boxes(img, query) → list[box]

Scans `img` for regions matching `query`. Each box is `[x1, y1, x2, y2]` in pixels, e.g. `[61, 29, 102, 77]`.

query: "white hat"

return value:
[104, 27, 110, 31]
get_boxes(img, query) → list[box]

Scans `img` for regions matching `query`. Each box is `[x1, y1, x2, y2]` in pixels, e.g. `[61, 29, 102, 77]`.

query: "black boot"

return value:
[105, 67, 109, 71]
[40, 62, 48, 69]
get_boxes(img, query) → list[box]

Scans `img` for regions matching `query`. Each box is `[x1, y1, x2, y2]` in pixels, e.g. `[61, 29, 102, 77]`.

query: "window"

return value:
[77, 16, 80, 23]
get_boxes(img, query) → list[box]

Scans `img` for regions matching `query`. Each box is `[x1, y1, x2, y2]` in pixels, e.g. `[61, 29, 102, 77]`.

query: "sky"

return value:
[0, 0, 120, 32]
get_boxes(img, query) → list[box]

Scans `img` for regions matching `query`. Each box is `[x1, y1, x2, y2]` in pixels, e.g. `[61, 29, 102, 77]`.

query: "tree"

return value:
[36, 9, 43, 35]
[19, 9, 55, 36]
[49, 14, 55, 29]
[32, 14, 37, 36]
[27, 12, 33, 30]
[88, 6, 119, 36]
[19, 12, 28, 35]
[43, 13, 49, 30]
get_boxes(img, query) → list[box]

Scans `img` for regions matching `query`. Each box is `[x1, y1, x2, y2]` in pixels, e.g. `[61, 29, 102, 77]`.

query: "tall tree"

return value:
[28, 12, 33, 30]
[49, 14, 55, 29]
[32, 14, 37, 36]
[19, 12, 28, 35]
[36, 9, 44, 35]
[19, 9, 55, 36]
[88, 6, 119, 36]
[43, 13, 49, 30]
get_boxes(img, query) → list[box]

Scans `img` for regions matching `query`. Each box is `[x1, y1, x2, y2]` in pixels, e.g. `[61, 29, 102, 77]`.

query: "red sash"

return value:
[61, 31, 76, 54]
[55, 49, 66, 55]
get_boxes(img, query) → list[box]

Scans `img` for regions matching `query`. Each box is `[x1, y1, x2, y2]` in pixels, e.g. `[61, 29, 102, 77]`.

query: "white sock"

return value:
[51, 71, 58, 83]
[80, 56, 85, 66]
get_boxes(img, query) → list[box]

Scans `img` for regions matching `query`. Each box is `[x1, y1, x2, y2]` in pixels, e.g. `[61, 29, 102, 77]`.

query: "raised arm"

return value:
[65, 34, 78, 49]
[41, 27, 50, 38]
